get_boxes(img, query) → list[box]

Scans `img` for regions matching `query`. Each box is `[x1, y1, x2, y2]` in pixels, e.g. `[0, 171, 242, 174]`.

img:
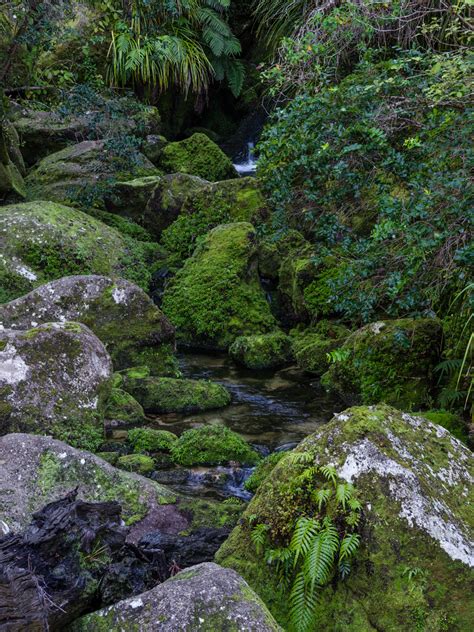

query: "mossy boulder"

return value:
[127, 427, 178, 453]
[0, 432, 184, 535]
[419, 410, 469, 445]
[117, 454, 155, 475]
[160, 177, 268, 264]
[322, 318, 443, 409]
[162, 223, 276, 350]
[70, 562, 281, 631]
[12, 102, 161, 165]
[25, 139, 159, 208]
[104, 388, 145, 426]
[217, 405, 474, 629]
[144, 172, 208, 238]
[104, 175, 163, 223]
[244, 452, 286, 493]
[0, 322, 112, 449]
[0, 275, 178, 375]
[118, 367, 231, 414]
[0, 201, 161, 301]
[0, 119, 26, 200]
[159, 133, 237, 181]
[229, 332, 293, 370]
[170, 425, 260, 467]
[291, 321, 351, 375]
[140, 134, 168, 164]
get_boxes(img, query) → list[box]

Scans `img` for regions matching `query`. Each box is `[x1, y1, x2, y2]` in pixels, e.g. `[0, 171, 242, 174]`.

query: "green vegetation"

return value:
[170, 425, 260, 467]
[104, 388, 145, 425]
[127, 427, 178, 453]
[117, 453, 155, 475]
[229, 331, 293, 370]
[244, 452, 286, 493]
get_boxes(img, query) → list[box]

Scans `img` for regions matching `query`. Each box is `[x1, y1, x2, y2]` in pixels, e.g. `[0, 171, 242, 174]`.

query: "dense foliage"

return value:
[258, 50, 473, 324]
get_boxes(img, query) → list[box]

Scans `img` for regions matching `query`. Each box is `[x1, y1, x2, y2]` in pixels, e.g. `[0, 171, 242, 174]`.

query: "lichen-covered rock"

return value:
[144, 172, 208, 238]
[12, 102, 161, 165]
[141, 134, 168, 164]
[159, 133, 237, 181]
[162, 223, 276, 349]
[170, 425, 260, 467]
[161, 177, 268, 264]
[0, 433, 183, 536]
[229, 332, 293, 370]
[70, 562, 281, 631]
[322, 318, 443, 409]
[118, 366, 231, 414]
[25, 139, 159, 207]
[291, 321, 351, 375]
[0, 322, 112, 448]
[104, 388, 145, 425]
[0, 275, 178, 374]
[217, 405, 474, 629]
[104, 175, 162, 223]
[0, 201, 161, 302]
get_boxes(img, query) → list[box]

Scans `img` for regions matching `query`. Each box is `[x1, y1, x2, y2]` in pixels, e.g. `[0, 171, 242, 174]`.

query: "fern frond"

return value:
[304, 521, 339, 588]
[290, 517, 320, 566]
[348, 497, 362, 512]
[336, 483, 354, 510]
[338, 559, 351, 579]
[225, 58, 245, 97]
[313, 488, 332, 511]
[339, 533, 361, 562]
[251, 523, 268, 555]
[286, 452, 314, 466]
[289, 571, 318, 632]
[320, 464, 337, 486]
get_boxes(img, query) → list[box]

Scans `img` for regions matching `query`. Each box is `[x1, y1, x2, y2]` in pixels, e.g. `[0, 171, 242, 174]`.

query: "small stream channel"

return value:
[141, 354, 344, 500]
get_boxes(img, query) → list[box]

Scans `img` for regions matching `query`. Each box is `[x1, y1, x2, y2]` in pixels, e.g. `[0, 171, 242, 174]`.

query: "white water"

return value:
[233, 141, 257, 175]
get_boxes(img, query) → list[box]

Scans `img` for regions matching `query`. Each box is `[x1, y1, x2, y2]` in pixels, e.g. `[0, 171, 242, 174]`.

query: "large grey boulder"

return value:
[217, 405, 474, 629]
[71, 562, 281, 631]
[25, 139, 159, 207]
[0, 322, 112, 448]
[0, 275, 178, 375]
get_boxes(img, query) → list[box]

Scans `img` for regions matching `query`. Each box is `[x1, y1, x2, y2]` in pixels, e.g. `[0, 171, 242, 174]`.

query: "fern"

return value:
[304, 521, 339, 588]
[339, 533, 361, 562]
[251, 523, 268, 555]
[313, 487, 332, 511]
[320, 464, 338, 487]
[336, 483, 354, 510]
[284, 451, 314, 466]
[290, 517, 320, 566]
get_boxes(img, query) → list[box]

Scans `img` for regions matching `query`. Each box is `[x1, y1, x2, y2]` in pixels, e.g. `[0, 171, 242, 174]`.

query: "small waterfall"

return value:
[233, 141, 257, 176]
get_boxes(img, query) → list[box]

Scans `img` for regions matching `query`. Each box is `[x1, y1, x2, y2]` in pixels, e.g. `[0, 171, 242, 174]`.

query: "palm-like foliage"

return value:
[96, 0, 244, 95]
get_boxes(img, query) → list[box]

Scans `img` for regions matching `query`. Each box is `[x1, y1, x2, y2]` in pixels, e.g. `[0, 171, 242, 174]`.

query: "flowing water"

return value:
[233, 141, 257, 176]
[143, 353, 344, 500]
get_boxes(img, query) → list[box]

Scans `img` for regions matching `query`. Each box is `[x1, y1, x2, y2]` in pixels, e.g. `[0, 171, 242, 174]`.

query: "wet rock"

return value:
[322, 317, 443, 408]
[0, 433, 184, 537]
[140, 134, 168, 164]
[0, 322, 112, 448]
[105, 388, 145, 426]
[104, 175, 162, 223]
[160, 132, 237, 181]
[0, 275, 178, 375]
[70, 562, 281, 631]
[0, 201, 162, 301]
[0, 493, 158, 630]
[118, 366, 231, 413]
[217, 405, 474, 628]
[229, 331, 294, 370]
[162, 223, 276, 349]
[139, 527, 230, 569]
[25, 139, 159, 207]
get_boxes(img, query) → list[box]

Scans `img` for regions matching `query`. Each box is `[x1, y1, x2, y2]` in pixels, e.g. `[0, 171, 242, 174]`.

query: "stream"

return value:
[141, 354, 344, 500]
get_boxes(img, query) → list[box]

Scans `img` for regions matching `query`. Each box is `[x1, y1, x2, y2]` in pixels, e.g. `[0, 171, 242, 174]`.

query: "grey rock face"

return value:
[71, 562, 282, 631]
[0, 322, 112, 443]
[0, 275, 177, 374]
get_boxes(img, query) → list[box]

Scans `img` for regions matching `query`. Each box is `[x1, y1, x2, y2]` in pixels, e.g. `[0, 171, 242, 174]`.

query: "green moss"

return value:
[162, 223, 276, 349]
[419, 410, 469, 445]
[322, 318, 443, 409]
[104, 388, 145, 425]
[244, 452, 286, 493]
[117, 454, 155, 475]
[170, 425, 260, 467]
[96, 451, 120, 465]
[160, 178, 266, 265]
[127, 427, 177, 453]
[51, 422, 104, 452]
[121, 374, 231, 413]
[229, 331, 293, 370]
[160, 133, 237, 181]
[179, 496, 245, 530]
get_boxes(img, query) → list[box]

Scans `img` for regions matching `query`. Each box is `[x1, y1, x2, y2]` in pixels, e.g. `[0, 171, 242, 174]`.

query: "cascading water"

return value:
[233, 141, 257, 176]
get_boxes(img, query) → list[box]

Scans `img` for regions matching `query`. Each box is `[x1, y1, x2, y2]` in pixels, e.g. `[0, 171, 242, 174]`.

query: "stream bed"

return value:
[141, 353, 344, 500]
